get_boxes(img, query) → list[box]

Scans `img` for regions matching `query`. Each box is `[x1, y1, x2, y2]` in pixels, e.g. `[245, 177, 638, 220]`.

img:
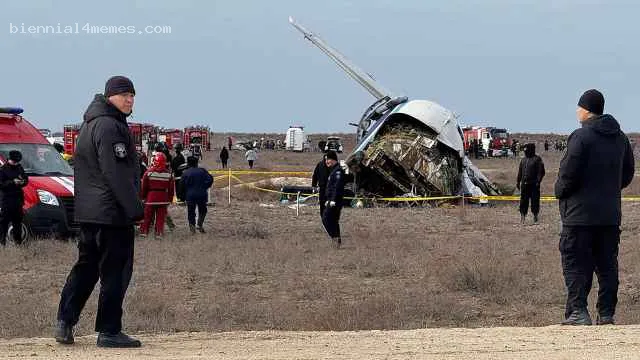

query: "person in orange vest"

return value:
[139, 152, 174, 238]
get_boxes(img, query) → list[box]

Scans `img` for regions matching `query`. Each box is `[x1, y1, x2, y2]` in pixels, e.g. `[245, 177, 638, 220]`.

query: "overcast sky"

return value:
[1, 0, 638, 135]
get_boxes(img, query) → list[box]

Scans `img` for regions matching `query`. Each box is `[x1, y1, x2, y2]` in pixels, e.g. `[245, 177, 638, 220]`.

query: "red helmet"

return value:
[151, 152, 167, 169]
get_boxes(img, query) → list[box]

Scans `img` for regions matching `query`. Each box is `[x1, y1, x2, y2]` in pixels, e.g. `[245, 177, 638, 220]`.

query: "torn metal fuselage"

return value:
[347, 97, 471, 198]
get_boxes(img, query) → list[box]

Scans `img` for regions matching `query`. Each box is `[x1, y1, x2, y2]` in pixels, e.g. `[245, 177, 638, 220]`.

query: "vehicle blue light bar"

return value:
[0, 107, 24, 114]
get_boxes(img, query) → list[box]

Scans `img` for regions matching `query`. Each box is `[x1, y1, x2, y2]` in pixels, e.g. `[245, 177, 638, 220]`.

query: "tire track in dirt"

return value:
[2, 326, 640, 359]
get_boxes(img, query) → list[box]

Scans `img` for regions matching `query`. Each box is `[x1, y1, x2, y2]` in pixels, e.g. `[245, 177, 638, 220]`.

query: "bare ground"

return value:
[3, 326, 640, 359]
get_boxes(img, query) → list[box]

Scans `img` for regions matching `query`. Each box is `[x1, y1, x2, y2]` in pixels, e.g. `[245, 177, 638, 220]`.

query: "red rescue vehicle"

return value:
[183, 126, 210, 149]
[158, 128, 183, 150]
[1, 107, 77, 241]
[462, 126, 511, 157]
[63, 123, 81, 157]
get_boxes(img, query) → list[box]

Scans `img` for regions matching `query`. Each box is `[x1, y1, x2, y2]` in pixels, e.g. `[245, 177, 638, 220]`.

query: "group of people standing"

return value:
[0, 77, 633, 348]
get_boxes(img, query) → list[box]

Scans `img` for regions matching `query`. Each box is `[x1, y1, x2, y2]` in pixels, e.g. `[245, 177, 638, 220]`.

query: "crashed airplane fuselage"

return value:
[289, 17, 500, 199]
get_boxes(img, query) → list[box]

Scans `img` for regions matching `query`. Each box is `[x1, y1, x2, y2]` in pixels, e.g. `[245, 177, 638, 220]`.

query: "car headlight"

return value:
[37, 190, 59, 206]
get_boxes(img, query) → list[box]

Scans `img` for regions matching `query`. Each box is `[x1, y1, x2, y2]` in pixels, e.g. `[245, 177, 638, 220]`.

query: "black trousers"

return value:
[57, 224, 135, 334]
[318, 190, 326, 218]
[322, 205, 342, 238]
[0, 203, 23, 245]
[248, 160, 254, 169]
[519, 183, 540, 216]
[560, 225, 620, 319]
[187, 200, 207, 227]
[175, 179, 185, 202]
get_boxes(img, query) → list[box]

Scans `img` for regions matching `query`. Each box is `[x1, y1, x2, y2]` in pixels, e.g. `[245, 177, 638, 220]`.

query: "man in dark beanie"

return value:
[322, 150, 345, 249]
[55, 76, 144, 347]
[555, 89, 635, 326]
[516, 143, 545, 224]
[0, 150, 28, 245]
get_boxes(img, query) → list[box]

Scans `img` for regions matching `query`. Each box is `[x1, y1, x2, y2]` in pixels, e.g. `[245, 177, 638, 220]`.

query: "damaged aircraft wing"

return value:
[289, 17, 501, 199]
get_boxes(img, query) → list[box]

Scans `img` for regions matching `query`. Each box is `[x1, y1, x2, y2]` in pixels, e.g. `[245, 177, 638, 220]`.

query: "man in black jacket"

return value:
[311, 154, 329, 217]
[322, 151, 345, 248]
[516, 143, 545, 223]
[56, 76, 144, 348]
[171, 143, 186, 202]
[0, 150, 28, 245]
[555, 89, 635, 326]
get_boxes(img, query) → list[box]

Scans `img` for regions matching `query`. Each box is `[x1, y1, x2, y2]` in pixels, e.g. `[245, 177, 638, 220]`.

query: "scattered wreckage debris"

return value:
[289, 17, 502, 202]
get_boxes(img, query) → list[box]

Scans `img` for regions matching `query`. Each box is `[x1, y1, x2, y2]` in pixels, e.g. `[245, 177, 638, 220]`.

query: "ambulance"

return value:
[0, 107, 77, 242]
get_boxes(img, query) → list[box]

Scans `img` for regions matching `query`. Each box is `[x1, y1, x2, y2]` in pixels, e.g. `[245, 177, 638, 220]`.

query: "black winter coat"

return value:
[0, 163, 28, 207]
[312, 159, 330, 189]
[73, 94, 144, 226]
[517, 155, 545, 186]
[554, 114, 635, 226]
[325, 164, 345, 205]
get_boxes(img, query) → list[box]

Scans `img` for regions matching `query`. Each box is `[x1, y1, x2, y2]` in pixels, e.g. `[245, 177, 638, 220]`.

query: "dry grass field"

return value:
[0, 132, 638, 358]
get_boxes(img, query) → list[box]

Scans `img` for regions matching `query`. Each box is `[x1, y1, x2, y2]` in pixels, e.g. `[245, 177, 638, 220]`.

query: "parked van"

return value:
[0, 107, 76, 242]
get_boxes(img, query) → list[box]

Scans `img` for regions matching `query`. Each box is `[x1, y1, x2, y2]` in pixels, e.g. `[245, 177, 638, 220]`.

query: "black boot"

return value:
[197, 226, 206, 234]
[596, 315, 615, 325]
[533, 214, 539, 223]
[97, 332, 142, 348]
[189, 224, 196, 235]
[561, 309, 592, 325]
[54, 320, 74, 345]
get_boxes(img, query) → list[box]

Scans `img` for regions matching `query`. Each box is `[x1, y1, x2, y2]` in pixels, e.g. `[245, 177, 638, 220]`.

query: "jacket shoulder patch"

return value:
[113, 143, 128, 159]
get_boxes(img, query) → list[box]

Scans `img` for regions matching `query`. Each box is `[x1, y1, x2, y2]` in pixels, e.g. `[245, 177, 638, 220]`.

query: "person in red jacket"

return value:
[139, 152, 174, 238]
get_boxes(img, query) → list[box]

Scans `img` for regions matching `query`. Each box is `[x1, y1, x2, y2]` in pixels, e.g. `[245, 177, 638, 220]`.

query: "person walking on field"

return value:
[139, 152, 174, 239]
[245, 148, 257, 169]
[322, 151, 345, 249]
[555, 89, 635, 326]
[181, 156, 213, 234]
[516, 143, 545, 224]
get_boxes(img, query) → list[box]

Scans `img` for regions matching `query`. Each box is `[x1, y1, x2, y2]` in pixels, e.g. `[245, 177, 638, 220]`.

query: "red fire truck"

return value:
[462, 126, 511, 157]
[158, 128, 183, 150]
[183, 126, 210, 149]
[63, 123, 81, 157]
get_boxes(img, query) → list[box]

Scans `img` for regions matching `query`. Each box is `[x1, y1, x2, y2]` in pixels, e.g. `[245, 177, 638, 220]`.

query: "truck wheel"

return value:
[7, 223, 31, 244]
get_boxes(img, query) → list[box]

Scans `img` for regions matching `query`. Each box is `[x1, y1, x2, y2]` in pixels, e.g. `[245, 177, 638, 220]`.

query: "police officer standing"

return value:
[516, 143, 545, 224]
[0, 150, 28, 245]
[322, 151, 345, 248]
[311, 153, 329, 217]
[55, 76, 144, 347]
[555, 89, 635, 325]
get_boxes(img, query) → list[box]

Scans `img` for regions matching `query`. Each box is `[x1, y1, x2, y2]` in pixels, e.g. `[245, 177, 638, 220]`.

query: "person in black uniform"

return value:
[555, 89, 635, 326]
[516, 143, 545, 224]
[322, 151, 345, 248]
[55, 76, 144, 348]
[312, 153, 330, 217]
[219, 146, 229, 169]
[0, 150, 28, 246]
[171, 143, 186, 202]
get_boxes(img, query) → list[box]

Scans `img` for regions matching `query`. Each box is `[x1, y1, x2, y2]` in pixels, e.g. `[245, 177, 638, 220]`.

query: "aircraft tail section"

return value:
[289, 17, 391, 100]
